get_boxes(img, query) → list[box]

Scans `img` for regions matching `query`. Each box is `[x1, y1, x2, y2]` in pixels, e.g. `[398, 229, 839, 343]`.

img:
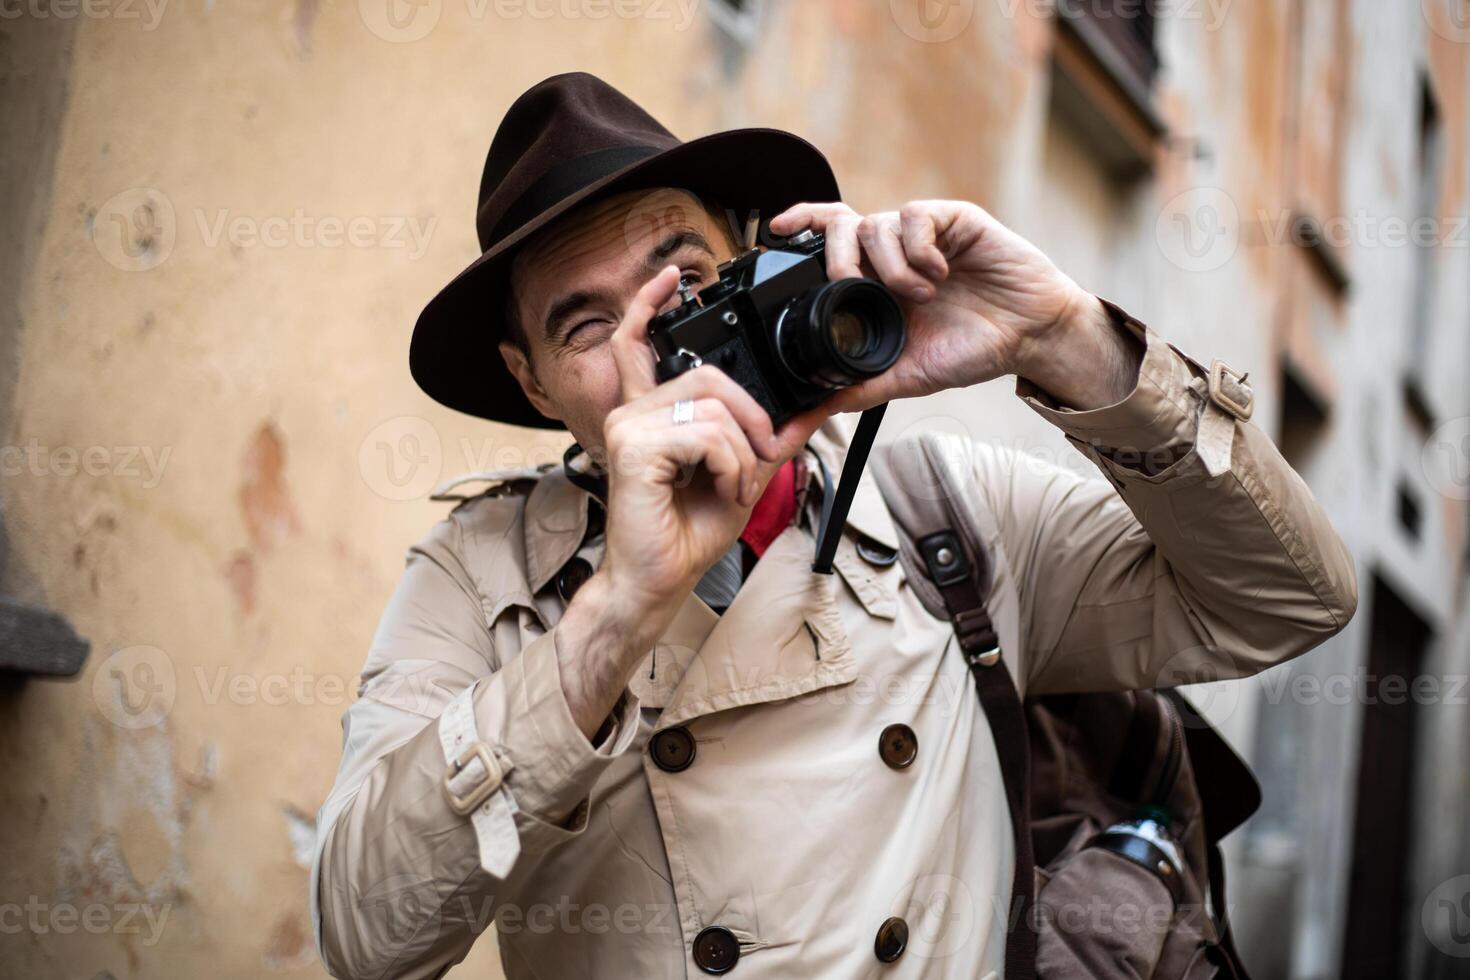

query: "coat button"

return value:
[693, 925, 740, 974]
[856, 535, 899, 567]
[874, 916, 908, 963]
[556, 556, 593, 602]
[879, 723, 918, 769]
[650, 726, 696, 772]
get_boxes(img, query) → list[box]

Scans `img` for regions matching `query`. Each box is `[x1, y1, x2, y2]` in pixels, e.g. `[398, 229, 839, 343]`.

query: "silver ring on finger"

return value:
[671, 399, 696, 426]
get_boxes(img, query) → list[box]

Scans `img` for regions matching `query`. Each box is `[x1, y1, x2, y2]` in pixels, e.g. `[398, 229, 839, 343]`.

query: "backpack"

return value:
[868, 431, 1260, 980]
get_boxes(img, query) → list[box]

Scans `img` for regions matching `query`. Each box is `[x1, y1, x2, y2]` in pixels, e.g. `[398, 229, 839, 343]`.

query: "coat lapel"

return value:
[654, 521, 858, 729]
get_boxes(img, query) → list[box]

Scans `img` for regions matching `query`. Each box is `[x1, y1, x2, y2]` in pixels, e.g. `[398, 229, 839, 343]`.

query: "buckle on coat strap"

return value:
[1208, 360, 1254, 421]
[443, 742, 504, 816]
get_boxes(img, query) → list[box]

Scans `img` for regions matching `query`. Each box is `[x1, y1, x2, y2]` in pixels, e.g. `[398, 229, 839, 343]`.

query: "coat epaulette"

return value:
[429, 463, 557, 503]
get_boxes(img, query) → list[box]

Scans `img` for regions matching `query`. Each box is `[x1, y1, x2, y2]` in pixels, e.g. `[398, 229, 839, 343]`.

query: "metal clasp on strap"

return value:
[443, 742, 504, 816]
[967, 646, 1002, 668]
[1207, 360, 1254, 421]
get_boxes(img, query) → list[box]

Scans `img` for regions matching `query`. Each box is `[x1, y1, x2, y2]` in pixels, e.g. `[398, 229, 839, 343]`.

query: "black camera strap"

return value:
[810, 403, 887, 575]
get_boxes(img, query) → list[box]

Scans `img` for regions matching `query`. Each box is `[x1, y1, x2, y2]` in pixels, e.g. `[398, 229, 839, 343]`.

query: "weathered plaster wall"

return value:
[0, 2, 1025, 977]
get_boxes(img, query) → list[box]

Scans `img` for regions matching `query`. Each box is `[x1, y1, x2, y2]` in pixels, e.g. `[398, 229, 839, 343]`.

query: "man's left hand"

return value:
[768, 200, 1142, 413]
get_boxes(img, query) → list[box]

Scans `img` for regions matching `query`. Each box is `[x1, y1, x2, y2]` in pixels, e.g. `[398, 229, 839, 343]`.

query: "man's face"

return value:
[500, 188, 742, 454]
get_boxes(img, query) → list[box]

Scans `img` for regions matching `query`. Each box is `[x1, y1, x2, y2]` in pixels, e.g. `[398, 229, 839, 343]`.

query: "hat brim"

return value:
[410, 128, 841, 428]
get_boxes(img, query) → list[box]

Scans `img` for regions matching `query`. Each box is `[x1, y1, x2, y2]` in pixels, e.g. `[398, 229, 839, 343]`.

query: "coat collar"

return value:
[522, 465, 593, 594]
[805, 416, 900, 552]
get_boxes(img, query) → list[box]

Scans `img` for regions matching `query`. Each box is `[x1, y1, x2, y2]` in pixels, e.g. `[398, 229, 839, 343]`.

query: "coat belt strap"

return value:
[438, 686, 521, 877]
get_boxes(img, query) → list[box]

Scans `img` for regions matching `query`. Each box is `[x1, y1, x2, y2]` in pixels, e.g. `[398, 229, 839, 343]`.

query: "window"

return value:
[1048, 0, 1167, 180]
[1404, 74, 1443, 417]
[1058, 0, 1160, 93]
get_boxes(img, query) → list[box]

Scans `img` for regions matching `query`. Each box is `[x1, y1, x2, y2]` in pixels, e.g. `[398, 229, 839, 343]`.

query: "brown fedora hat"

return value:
[410, 72, 842, 428]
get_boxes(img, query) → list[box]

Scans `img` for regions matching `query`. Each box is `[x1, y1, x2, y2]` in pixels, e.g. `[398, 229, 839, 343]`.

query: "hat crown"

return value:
[475, 73, 679, 249]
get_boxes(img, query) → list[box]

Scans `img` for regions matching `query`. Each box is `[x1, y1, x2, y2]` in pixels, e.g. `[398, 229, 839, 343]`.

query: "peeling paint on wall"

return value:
[239, 421, 300, 554]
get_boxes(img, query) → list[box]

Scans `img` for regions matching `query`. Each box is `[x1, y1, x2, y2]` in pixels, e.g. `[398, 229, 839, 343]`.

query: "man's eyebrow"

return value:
[542, 289, 610, 343]
[540, 230, 717, 342]
[641, 229, 715, 274]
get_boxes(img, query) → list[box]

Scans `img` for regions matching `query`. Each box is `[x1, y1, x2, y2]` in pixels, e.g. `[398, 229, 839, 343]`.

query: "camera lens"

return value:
[775, 279, 905, 389]
[829, 310, 872, 359]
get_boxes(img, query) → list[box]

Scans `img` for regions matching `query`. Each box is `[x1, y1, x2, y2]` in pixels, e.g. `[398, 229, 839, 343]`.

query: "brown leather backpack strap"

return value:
[916, 529, 1038, 980]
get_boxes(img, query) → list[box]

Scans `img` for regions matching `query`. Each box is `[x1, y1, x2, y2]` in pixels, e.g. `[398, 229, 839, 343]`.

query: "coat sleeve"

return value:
[973, 301, 1357, 696]
[310, 511, 641, 979]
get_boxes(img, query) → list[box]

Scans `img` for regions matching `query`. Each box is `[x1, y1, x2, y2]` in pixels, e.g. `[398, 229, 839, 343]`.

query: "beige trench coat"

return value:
[312, 312, 1356, 979]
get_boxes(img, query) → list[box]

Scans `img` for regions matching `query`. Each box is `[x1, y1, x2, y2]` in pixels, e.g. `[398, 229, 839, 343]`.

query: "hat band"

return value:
[486, 143, 665, 248]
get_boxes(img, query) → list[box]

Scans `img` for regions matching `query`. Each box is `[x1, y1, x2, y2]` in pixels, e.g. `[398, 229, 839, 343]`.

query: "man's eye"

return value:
[680, 271, 704, 287]
[567, 319, 609, 340]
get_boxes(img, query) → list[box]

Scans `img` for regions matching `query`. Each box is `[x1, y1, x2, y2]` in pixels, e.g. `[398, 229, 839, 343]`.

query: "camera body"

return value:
[647, 231, 906, 426]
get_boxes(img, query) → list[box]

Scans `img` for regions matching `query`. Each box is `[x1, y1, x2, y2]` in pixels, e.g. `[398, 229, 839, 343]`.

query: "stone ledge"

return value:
[0, 598, 90, 676]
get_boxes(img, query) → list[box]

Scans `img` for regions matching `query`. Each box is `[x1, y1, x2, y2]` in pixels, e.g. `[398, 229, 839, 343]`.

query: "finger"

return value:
[768, 201, 858, 237]
[675, 398, 763, 504]
[822, 378, 894, 416]
[770, 401, 835, 461]
[711, 409, 762, 505]
[610, 265, 681, 402]
[699, 398, 762, 500]
[898, 203, 950, 282]
[823, 212, 866, 281]
[858, 213, 935, 302]
[646, 420, 752, 505]
[626, 364, 779, 461]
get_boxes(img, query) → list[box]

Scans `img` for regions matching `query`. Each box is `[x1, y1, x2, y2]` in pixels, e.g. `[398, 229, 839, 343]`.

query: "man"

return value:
[312, 73, 1356, 978]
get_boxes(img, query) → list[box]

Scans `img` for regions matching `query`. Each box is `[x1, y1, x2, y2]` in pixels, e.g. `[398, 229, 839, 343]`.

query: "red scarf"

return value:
[740, 459, 799, 557]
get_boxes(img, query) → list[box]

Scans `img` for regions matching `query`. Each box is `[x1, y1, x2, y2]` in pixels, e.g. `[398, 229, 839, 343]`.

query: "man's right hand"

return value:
[553, 266, 830, 737]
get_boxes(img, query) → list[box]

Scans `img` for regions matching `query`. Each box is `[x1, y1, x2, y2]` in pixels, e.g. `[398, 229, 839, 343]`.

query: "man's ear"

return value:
[498, 340, 563, 422]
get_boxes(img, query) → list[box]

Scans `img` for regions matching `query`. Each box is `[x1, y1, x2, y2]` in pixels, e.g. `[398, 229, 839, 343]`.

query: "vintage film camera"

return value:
[647, 230, 907, 425]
